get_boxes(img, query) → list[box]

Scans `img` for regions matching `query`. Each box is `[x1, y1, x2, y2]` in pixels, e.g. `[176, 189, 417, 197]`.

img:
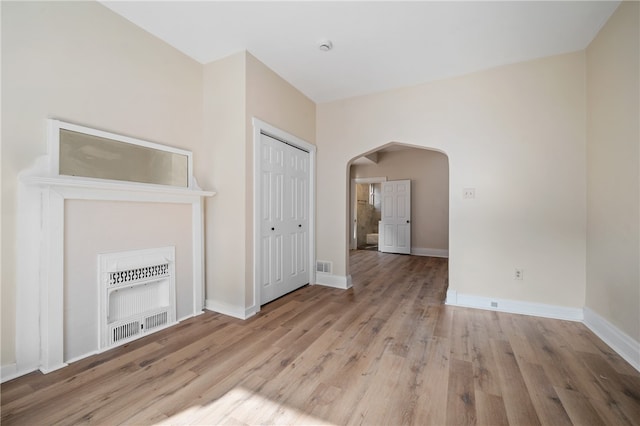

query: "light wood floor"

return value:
[2, 250, 639, 425]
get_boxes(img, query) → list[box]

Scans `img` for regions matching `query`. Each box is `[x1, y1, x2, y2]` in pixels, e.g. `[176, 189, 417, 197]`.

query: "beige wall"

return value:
[246, 53, 316, 145]
[64, 200, 193, 360]
[351, 149, 449, 251]
[317, 52, 587, 308]
[202, 51, 315, 311]
[586, 1, 639, 341]
[1, 1, 203, 365]
[245, 52, 316, 306]
[202, 53, 247, 310]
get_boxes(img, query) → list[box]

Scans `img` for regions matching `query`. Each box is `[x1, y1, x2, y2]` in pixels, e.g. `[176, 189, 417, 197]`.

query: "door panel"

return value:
[259, 137, 287, 303]
[260, 134, 310, 304]
[284, 142, 309, 291]
[379, 180, 411, 254]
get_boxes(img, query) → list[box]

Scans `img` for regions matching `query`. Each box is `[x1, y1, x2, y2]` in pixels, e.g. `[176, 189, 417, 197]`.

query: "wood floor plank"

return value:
[578, 351, 640, 423]
[446, 358, 477, 425]
[347, 352, 408, 425]
[0, 341, 166, 420]
[2, 250, 639, 426]
[555, 387, 606, 426]
[450, 308, 474, 363]
[475, 390, 509, 426]
[519, 361, 573, 426]
[159, 345, 282, 420]
[491, 339, 542, 425]
[413, 335, 451, 426]
[468, 309, 504, 397]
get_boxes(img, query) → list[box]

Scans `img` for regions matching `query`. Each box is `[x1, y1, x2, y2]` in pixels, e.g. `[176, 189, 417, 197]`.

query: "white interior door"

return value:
[283, 141, 309, 292]
[379, 179, 411, 254]
[260, 134, 309, 304]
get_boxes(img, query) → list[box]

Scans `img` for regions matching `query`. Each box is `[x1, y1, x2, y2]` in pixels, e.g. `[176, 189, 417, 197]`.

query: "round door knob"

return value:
[298, 224, 302, 228]
[406, 220, 410, 223]
[271, 227, 275, 231]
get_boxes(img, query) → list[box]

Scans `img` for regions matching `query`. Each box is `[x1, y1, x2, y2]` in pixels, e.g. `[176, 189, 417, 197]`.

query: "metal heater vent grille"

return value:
[145, 311, 168, 331]
[109, 264, 169, 286]
[99, 247, 176, 351]
[111, 320, 141, 344]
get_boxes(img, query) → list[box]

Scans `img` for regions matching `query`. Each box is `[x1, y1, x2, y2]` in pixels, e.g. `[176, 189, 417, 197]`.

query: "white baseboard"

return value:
[445, 290, 583, 321]
[244, 305, 259, 319]
[411, 247, 449, 258]
[205, 299, 256, 320]
[0, 363, 32, 384]
[583, 307, 640, 372]
[1, 363, 17, 382]
[65, 352, 98, 365]
[178, 310, 205, 323]
[315, 273, 353, 289]
[39, 363, 68, 374]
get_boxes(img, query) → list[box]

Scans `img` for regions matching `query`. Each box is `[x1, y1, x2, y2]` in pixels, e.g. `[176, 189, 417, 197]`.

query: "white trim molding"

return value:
[445, 290, 584, 322]
[315, 273, 353, 290]
[1, 364, 23, 384]
[583, 307, 640, 372]
[411, 247, 449, 258]
[205, 299, 257, 320]
[354, 177, 388, 185]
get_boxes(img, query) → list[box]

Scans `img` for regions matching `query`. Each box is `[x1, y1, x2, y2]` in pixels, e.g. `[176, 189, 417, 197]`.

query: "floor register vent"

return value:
[99, 247, 176, 349]
[316, 260, 332, 274]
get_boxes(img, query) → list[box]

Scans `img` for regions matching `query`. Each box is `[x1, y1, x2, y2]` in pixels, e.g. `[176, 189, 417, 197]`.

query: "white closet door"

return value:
[379, 179, 411, 254]
[260, 134, 310, 304]
[260, 135, 285, 304]
[283, 142, 309, 292]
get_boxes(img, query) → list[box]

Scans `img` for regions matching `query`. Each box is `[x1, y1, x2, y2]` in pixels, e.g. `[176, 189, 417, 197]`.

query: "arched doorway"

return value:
[347, 142, 450, 275]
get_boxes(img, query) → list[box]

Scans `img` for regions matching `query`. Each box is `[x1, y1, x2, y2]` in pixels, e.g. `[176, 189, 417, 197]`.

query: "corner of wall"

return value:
[584, 307, 640, 372]
[315, 273, 353, 290]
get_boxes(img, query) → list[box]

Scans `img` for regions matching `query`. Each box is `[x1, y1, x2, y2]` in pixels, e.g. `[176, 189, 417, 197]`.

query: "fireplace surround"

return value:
[16, 119, 214, 374]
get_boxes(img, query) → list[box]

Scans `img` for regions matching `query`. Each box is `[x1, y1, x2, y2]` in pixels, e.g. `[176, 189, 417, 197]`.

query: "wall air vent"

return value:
[316, 260, 332, 274]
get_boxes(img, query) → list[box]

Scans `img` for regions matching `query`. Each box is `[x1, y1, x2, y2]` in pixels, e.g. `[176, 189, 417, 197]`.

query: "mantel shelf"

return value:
[22, 175, 216, 198]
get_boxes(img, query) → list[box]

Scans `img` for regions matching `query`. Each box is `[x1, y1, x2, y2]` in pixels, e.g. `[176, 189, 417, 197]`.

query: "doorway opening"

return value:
[355, 182, 382, 250]
[347, 142, 450, 272]
[351, 178, 386, 251]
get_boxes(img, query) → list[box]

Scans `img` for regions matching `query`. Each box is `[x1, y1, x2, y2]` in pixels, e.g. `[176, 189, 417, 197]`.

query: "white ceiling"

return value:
[100, 1, 619, 103]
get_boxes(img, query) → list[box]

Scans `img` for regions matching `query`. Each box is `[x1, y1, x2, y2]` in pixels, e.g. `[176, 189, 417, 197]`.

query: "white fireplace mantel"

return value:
[23, 174, 215, 202]
[16, 171, 215, 375]
[17, 172, 214, 375]
[13, 119, 215, 378]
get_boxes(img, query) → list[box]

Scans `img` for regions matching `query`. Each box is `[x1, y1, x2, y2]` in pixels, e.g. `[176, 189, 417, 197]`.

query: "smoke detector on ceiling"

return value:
[318, 40, 333, 52]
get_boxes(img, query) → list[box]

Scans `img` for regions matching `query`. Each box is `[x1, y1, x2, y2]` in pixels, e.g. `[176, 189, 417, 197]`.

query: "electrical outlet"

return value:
[514, 268, 524, 280]
[490, 301, 498, 308]
[463, 188, 476, 199]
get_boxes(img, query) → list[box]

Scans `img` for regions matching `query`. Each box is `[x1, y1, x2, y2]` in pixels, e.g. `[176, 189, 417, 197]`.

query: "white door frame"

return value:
[350, 177, 387, 250]
[252, 118, 316, 313]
